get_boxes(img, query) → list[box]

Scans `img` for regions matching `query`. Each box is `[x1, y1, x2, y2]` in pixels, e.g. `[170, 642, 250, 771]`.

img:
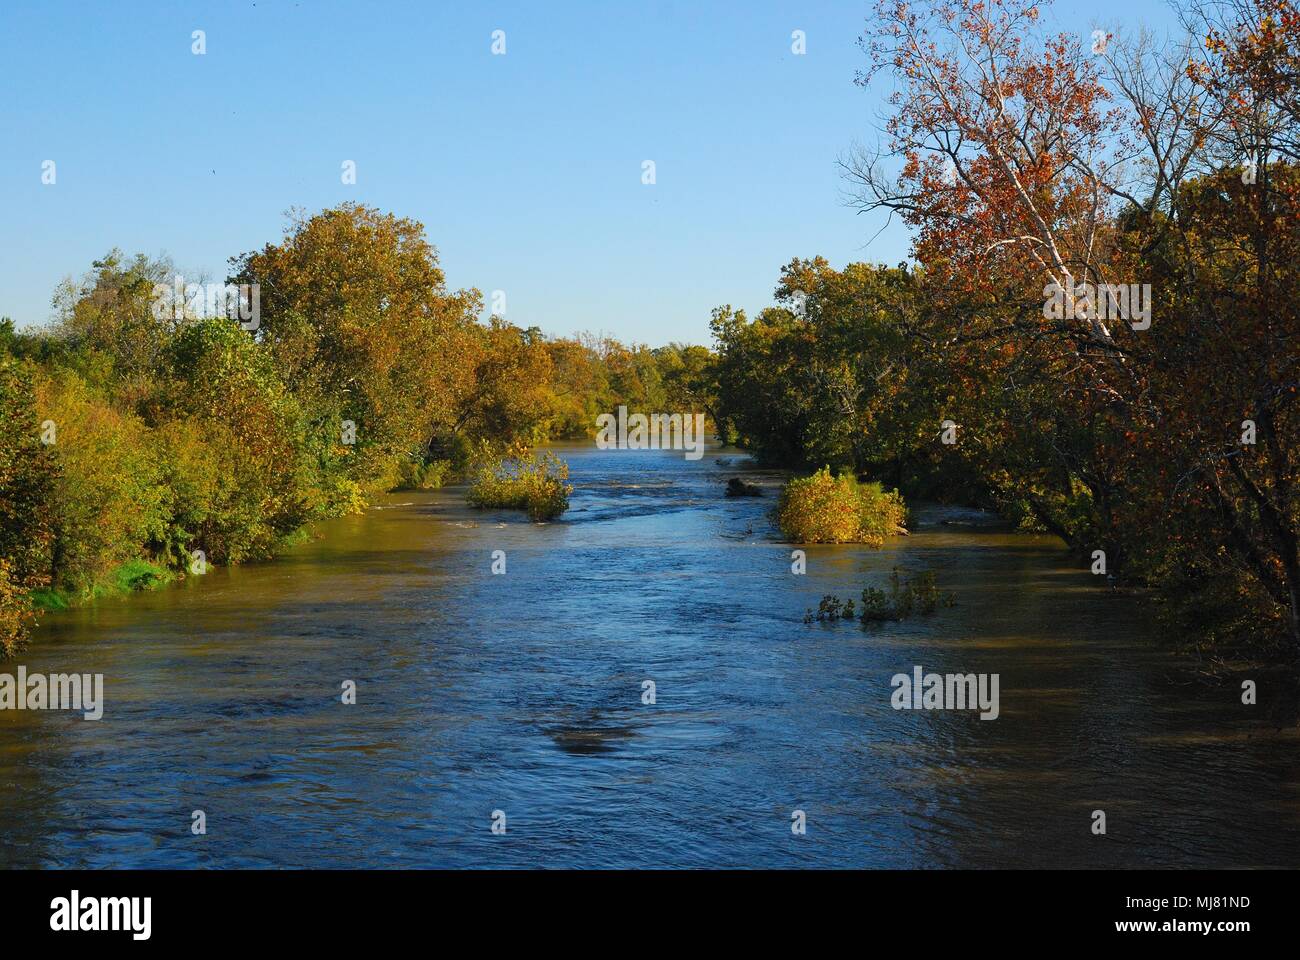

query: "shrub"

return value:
[35, 371, 168, 593]
[806, 594, 857, 622]
[396, 457, 453, 491]
[105, 559, 170, 596]
[804, 568, 951, 625]
[323, 476, 369, 518]
[153, 416, 300, 566]
[860, 569, 945, 622]
[0, 359, 56, 655]
[0, 559, 35, 659]
[161, 317, 316, 561]
[776, 467, 906, 545]
[467, 442, 572, 521]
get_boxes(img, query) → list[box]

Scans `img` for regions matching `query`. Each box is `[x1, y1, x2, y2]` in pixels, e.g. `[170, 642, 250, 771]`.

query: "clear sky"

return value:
[1, 0, 1179, 346]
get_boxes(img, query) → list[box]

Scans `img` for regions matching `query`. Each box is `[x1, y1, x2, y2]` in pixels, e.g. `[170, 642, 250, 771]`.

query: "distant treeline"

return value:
[0, 204, 709, 654]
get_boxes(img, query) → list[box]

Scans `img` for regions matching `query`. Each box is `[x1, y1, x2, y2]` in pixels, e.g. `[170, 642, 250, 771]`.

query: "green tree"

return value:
[230, 204, 481, 488]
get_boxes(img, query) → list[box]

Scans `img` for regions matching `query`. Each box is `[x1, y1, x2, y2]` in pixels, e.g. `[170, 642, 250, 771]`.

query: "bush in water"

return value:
[776, 467, 906, 545]
[804, 569, 950, 624]
[467, 441, 573, 522]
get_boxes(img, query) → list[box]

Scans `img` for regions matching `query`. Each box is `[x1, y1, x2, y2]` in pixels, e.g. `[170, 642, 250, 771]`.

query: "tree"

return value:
[451, 318, 557, 446]
[229, 204, 481, 487]
[0, 358, 57, 654]
[846, 0, 1300, 649]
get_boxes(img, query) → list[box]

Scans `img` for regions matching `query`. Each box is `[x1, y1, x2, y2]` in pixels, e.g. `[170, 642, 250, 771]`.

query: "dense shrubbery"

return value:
[0, 355, 56, 653]
[395, 458, 453, 491]
[467, 442, 573, 521]
[775, 467, 907, 545]
[0, 558, 34, 658]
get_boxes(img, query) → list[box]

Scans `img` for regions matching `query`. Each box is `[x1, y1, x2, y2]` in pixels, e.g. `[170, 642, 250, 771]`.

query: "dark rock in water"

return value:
[726, 477, 763, 497]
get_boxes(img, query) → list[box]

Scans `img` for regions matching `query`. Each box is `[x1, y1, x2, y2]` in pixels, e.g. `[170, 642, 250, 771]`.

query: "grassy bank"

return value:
[28, 559, 175, 612]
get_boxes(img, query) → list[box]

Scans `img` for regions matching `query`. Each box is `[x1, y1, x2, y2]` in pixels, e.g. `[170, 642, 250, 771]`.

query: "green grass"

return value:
[28, 588, 70, 613]
[30, 559, 174, 612]
[273, 527, 316, 552]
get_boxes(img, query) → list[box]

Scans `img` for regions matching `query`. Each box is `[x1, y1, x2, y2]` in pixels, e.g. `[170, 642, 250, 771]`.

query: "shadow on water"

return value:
[1, 441, 1298, 868]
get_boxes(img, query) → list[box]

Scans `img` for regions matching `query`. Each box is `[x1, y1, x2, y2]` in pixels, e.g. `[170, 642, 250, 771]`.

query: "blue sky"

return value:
[1, 0, 1179, 345]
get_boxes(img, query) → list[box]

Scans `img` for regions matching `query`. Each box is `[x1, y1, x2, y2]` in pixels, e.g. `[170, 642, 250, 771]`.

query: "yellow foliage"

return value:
[775, 467, 906, 545]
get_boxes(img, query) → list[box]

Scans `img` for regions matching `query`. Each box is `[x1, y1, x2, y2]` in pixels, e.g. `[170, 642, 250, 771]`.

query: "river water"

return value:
[1, 443, 1297, 868]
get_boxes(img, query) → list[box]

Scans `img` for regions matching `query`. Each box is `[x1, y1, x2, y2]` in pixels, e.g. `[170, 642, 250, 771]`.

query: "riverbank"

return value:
[29, 559, 175, 613]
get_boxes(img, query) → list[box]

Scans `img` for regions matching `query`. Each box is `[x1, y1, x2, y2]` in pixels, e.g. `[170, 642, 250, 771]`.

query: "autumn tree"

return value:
[847, 0, 1300, 649]
[229, 204, 481, 487]
[0, 358, 56, 654]
[450, 317, 557, 446]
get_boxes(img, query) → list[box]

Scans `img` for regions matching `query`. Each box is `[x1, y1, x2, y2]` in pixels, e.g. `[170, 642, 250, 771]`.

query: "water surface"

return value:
[2, 443, 1297, 867]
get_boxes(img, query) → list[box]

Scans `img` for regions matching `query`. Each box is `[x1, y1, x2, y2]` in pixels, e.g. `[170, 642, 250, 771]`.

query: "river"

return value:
[1, 442, 1297, 867]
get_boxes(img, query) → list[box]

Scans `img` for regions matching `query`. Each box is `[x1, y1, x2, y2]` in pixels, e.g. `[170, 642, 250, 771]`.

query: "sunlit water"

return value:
[2, 443, 1298, 868]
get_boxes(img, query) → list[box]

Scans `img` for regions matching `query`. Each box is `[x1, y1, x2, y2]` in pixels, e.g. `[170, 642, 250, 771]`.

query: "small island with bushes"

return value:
[775, 467, 907, 546]
[466, 442, 573, 522]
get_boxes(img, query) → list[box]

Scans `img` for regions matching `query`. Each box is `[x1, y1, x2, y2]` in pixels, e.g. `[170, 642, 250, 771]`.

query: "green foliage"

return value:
[0, 358, 57, 596]
[710, 259, 940, 476]
[776, 467, 907, 545]
[8, 207, 715, 651]
[159, 317, 316, 562]
[0, 559, 35, 659]
[100, 560, 171, 597]
[29, 560, 172, 616]
[467, 442, 573, 521]
[36, 369, 168, 594]
[49, 249, 177, 385]
[0, 318, 17, 355]
[26, 587, 69, 613]
[803, 568, 951, 625]
[395, 458, 453, 491]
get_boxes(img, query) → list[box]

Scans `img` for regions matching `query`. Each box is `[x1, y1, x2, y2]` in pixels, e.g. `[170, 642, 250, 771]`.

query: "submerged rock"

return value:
[726, 477, 763, 498]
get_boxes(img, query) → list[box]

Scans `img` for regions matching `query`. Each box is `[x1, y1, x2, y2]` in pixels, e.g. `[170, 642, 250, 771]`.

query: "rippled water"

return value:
[2, 442, 1298, 868]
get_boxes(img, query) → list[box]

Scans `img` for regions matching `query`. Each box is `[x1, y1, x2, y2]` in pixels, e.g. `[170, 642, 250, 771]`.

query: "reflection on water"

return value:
[1, 443, 1297, 868]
